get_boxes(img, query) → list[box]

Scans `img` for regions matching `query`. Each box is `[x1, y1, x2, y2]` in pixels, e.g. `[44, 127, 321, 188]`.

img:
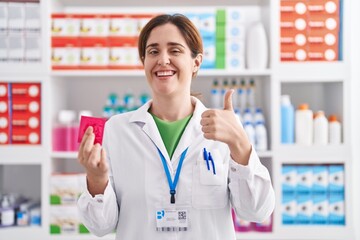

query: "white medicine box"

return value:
[8, 2, 24, 33]
[8, 36, 24, 62]
[25, 36, 41, 62]
[25, 3, 41, 34]
[0, 3, 8, 35]
[0, 38, 7, 62]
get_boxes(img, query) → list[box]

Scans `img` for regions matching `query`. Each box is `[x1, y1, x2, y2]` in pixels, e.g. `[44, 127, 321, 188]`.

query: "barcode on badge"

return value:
[156, 227, 188, 232]
[178, 211, 187, 220]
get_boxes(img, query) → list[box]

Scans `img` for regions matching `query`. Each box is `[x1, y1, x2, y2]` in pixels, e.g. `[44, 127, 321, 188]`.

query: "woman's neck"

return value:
[150, 95, 194, 122]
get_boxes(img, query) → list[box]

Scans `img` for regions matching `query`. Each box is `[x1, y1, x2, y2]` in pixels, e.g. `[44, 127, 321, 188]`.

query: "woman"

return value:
[77, 13, 275, 240]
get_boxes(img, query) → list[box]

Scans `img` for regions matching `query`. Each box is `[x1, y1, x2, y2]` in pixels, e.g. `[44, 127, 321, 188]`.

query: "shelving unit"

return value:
[0, 0, 358, 239]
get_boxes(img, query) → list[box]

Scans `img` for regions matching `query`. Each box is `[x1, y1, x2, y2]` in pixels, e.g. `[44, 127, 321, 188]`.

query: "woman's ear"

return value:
[193, 53, 203, 72]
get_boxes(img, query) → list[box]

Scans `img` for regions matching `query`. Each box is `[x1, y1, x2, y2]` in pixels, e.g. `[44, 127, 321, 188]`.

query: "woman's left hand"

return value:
[200, 89, 252, 165]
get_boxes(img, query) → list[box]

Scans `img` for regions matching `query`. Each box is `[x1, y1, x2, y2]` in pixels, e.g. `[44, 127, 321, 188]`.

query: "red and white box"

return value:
[11, 128, 40, 144]
[108, 37, 142, 69]
[79, 37, 109, 69]
[51, 14, 81, 37]
[11, 83, 41, 99]
[79, 14, 110, 37]
[307, 0, 340, 16]
[52, 37, 81, 70]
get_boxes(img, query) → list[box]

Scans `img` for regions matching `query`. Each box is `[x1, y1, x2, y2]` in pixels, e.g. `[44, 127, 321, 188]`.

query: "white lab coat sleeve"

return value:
[77, 176, 119, 237]
[228, 146, 275, 223]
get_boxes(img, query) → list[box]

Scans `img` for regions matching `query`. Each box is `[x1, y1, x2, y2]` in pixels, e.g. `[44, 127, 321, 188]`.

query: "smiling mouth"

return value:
[156, 70, 176, 77]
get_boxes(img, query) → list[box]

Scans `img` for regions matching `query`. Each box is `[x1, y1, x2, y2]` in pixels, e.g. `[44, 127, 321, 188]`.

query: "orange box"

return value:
[281, 28, 308, 47]
[281, 44, 308, 61]
[308, 43, 338, 61]
[0, 83, 9, 98]
[11, 98, 41, 115]
[11, 128, 41, 144]
[308, 15, 339, 32]
[281, 1, 308, 17]
[51, 14, 82, 37]
[308, 28, 338, 46]
[108, 37, 142, 70]
[11, 83, 41, 99]
[307, 0, 340, 16]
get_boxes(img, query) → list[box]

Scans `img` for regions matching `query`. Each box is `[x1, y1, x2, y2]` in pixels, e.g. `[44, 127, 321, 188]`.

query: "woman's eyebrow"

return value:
[146, 42, 185, 49]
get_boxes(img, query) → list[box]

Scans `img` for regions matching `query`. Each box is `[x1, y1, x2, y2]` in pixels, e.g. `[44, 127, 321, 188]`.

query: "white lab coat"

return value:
[78, 97, 275, 240]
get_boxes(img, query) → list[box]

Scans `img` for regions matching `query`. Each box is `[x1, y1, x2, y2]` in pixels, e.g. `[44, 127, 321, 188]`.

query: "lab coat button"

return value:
[231, 167, 237, 172]
[97, 199, 103, 203]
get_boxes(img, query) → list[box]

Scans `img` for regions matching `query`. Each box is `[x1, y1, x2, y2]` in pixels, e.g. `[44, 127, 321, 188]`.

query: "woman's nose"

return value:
[157, 53, 171, 66]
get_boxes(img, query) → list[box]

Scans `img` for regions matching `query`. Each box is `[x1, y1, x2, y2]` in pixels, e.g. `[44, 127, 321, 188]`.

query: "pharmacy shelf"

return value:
[50, 234, 115, 240]
[277, 62, 348, 82]
[275, 145, 349, 163]
[0, 64, 48, 78]
[51, 151, 78, 159]
[50, 69, 271, 77]
[275, 226, 354, 240]
[1, 226, 45, 240]
[0, 146, 48, 164]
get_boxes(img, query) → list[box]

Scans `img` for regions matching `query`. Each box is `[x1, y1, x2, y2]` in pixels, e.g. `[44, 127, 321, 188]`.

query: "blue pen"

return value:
[208, 152, 216, 175]
[203, 148, 210, 170]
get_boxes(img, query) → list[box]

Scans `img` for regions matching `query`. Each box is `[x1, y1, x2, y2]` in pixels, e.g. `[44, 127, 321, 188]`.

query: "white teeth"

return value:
[157, 71, 174, 77]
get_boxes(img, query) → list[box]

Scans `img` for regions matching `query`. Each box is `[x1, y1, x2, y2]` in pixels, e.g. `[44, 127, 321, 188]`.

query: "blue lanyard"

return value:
[157, 147, 189, 204]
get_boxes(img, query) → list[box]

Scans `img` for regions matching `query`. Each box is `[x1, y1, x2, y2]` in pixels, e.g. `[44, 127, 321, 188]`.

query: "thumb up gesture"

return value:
[200, 89, 251, 165]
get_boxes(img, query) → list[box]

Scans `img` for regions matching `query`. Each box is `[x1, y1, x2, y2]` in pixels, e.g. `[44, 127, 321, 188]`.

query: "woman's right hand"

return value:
[78, 126, 109, 196]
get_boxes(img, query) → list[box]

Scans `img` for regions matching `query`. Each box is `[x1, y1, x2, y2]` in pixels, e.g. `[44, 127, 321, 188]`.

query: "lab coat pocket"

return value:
[192, 149, 228, 209]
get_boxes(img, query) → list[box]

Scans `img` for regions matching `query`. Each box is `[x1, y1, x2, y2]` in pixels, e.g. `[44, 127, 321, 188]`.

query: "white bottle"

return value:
[254, 108, 265, 123]
[246, 21, 268, 69]
[243, 108, 253, 125]
[255, 121, 268, 151]
[328, 115, 341, 145]
[231, 79, 238, 109]
[247, 79, 256, 109]
[238, 79, 247, 111]
[244, 121, 255, 146]
[313, 111, 329, 145]
[295, 104, 313, 145]
[1, 195, 15, 226]
[210, 79, 221, 109]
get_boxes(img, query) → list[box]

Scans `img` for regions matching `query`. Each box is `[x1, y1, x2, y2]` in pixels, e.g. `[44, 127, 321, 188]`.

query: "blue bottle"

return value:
[281, 95, 295, 144]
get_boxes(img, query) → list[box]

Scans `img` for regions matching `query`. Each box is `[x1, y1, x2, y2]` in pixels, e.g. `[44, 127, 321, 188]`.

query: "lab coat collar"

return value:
[129, 97, 206, 167]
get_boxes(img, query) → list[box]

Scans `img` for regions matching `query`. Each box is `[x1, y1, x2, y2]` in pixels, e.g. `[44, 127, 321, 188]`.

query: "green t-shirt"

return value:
[151, 113, 192, 159]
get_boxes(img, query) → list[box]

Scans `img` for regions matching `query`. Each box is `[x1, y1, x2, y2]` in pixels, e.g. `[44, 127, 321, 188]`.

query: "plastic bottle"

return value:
[0, 195, 15, 226]
[255, 121, 268, 151]
[52, 110, 76, 151]
[328, 115, 341, 145]
[247, 78, 256, 109]
[281, 95, 295, 144]
[124, 90, 135, 111]
[243, 108, 253, 125]
[238, 79, 247, 111]
[313, 111, 329, 145]
[246, 21, 268, 69]
[230, 79, 238, 109]
[244, 121, 255, 146]
[295, 104, 313, 145]
[221, 79, 229, 108]
[254, 108, 265, 123]
[210, 79, 221, 109]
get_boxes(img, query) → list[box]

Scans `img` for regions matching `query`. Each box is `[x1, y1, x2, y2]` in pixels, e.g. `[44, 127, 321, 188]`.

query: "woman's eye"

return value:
[148, 49, 158, 55]
[171, 49, 181, 54]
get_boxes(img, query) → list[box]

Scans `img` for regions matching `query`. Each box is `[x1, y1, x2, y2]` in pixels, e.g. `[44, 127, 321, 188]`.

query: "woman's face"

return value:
[143, 23, 202, 98]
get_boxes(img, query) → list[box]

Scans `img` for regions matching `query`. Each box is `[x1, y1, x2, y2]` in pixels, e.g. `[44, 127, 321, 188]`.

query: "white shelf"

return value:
[276, 225, 353, 240]
[0, 146, 48, 164]
[0, 64, 48, 78]
[50, 69, 271, 77]
[0, 226, 45, 240]
[49, 233, 115, 240]
[257, 150, 273, 158]
[275, 145, 349, 164]
[277, 62, 348, 82]
[51, 151, 78, 159]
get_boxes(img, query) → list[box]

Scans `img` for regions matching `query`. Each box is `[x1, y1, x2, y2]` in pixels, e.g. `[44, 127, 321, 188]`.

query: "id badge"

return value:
[155, 205, 189, 232]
